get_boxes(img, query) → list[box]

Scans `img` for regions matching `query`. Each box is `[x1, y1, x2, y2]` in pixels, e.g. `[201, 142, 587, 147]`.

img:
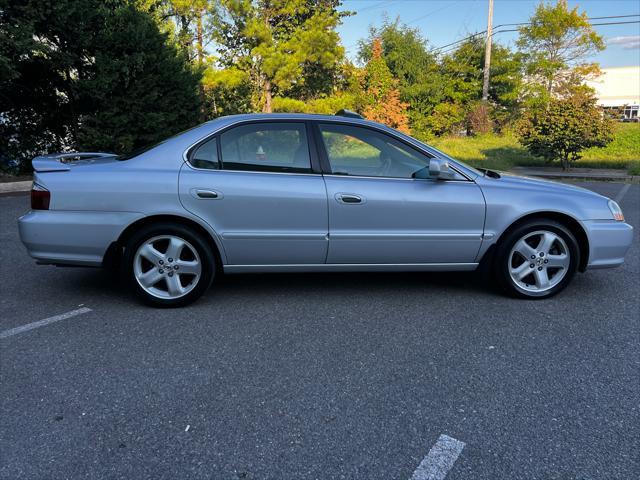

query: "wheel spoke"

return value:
[546, 253, 569, 269]
[176, 260, 200, 275]
[138, 244, 163, 264]
[513, 238, 536, 259]
[533, 268, 550, 289]
[537, 232, 556, 254]
[510, 262, 531, 281]
[165, 237, 185, 260]
[138, 268, 163, 288]
[166, 275, 185, 296]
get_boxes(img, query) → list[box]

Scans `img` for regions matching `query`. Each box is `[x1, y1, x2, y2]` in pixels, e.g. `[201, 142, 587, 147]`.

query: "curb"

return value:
[0, 181, 32, 194]
[508, 168, 638, 184]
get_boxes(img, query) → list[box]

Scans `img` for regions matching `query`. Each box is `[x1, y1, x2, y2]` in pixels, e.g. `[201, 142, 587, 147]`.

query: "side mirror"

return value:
[428, 158, 457, 180]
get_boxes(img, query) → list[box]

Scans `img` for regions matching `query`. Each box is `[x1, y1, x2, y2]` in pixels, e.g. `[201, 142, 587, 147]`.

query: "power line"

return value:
[436, 19, 640, 56]
[343, 0, 465, 51]
[430, 14, 640, 54]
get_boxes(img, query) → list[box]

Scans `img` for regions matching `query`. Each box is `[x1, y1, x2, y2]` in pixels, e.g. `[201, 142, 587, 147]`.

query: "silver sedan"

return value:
[18, 112, 634, 307]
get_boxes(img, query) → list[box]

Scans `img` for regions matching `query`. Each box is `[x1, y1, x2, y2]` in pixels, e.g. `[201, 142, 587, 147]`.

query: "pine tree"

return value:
[212, 0, 345, 113]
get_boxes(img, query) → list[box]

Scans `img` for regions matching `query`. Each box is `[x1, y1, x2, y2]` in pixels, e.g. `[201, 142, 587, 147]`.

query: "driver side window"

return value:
[319, 123, 433, 179]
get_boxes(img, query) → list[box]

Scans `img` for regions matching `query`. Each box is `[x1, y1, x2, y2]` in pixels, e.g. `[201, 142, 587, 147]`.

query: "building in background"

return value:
[586, 66, 640, 121]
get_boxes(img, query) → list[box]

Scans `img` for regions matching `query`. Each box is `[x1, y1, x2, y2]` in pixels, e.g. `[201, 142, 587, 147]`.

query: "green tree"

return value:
[212, 0, 346, 112]
[0, 0, 201, 172]
[76, 3, 201, 152]
[357, 20, 522, 136]
[517, 0, 605, 101]
[138, 0, 211, 63]
[517, 91, 613, 170]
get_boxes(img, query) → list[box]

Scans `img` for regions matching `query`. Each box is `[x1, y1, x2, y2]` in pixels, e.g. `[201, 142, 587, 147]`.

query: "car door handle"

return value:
[195, 189, 220, 199]
[337, 194, 363, 204]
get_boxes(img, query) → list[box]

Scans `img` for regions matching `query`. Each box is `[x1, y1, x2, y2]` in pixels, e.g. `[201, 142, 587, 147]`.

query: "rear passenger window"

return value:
[220, 123, 311, 173]
[189, 137, 219, 170]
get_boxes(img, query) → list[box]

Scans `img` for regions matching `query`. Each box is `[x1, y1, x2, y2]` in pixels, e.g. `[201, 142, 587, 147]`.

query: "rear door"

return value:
[316, 122, 485, 265]
[179, 121, 328, 265]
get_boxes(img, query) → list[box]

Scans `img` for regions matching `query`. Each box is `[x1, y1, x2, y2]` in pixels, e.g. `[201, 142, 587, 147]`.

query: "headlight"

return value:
[608, 200, 625, 221]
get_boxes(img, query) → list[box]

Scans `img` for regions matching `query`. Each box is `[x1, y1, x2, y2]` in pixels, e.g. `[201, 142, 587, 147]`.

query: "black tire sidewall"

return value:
[123, 223, 215, 307]
[496, 220, 580, 299]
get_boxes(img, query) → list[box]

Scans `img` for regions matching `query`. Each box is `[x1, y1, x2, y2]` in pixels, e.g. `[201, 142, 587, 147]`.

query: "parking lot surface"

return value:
[1, 182, 638, 480]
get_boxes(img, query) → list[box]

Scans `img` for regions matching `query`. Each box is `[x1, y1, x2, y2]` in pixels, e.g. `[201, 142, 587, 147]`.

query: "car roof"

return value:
[134, 113, 479, 180]
[163, 113, 392, 155]
[207, 112, 383, 128]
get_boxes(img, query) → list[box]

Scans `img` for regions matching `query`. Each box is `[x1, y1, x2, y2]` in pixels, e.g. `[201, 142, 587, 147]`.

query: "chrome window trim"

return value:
[182, 162, 472, 182]
[315, 120, 475, 181]
[322, 174, 471, 183]
[182, 161, 321, 177]
[182, 117, 475, 181]
[182, 119, 317, 175]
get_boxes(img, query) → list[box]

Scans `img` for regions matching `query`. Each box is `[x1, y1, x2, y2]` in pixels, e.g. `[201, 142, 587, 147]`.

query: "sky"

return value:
[337, 0, 640, 68]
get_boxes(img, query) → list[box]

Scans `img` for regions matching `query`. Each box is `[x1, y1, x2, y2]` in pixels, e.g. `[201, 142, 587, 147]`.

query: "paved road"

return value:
[1, 182, 638, 480]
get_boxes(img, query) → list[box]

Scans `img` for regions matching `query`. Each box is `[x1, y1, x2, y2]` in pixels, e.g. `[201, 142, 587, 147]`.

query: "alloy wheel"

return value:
[508, 230, 570, 294]
[133, 235, 202, 300]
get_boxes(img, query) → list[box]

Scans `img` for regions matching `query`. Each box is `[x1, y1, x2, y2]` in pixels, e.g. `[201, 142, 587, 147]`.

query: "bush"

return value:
[466, 102, 493, 135]
[427, 102, 465, 136]
[517, 93, 613, 170]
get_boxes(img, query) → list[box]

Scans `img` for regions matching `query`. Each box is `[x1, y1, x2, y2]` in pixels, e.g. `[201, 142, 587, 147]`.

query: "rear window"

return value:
[219, 123, 311, 173]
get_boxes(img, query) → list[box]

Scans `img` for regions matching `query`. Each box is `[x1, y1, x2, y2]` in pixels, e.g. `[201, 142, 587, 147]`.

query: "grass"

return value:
[429, 123, 640, 174]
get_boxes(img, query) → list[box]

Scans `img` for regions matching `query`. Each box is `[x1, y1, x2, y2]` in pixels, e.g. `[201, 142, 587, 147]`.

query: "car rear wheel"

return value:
[123, 223, 214, 307]
[495, 219, 579, 299]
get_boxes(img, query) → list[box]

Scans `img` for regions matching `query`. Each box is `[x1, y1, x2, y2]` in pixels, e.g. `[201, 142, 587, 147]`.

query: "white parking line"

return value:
[0, 307, 92, 339]
[409, 434, 466, 480]
[615, 183, 632, 204]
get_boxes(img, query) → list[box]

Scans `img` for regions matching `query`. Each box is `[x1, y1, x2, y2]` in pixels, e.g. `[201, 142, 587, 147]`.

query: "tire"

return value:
[495, 219, 580, 299]
[123, 223, 215, 307]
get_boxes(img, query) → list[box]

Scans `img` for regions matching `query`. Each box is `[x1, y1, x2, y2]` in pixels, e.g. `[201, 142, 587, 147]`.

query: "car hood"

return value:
[489, 171, 607, 199]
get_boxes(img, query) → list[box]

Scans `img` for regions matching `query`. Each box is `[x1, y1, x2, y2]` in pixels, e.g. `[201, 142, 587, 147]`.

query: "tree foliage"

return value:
[517, 0, 604, 101]
[358, 20, 438, 135]
[211, 0, 346, 112]
[517, 91, 613, 170]
[358, 21, 522, 137]
[360, 39, 409, 133]
[0, 0, 620, 174]
[1, 0, 201, 172]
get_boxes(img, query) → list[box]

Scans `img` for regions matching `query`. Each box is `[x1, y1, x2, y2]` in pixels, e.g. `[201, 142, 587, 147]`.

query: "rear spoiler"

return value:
[32, 152, 117, 172]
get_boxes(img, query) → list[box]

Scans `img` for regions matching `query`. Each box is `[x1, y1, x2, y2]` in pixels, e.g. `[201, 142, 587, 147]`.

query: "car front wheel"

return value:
[495, 219, 579, 299]
[123, 223, 215, 307]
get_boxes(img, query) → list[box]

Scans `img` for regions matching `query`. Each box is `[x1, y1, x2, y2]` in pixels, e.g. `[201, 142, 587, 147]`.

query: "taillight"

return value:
[31, 183, 50, 210]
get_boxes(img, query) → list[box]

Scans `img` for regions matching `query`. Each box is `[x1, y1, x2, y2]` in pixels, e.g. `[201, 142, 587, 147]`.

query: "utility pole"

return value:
[482, 0, 494, 102]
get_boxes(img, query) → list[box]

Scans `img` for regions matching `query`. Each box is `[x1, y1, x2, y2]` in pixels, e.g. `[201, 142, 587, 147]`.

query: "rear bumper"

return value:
[583, 220, 634, 269]
[18, 210, 141, 266]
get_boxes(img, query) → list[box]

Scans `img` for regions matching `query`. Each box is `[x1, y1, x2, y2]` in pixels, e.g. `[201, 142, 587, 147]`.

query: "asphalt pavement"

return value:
[1, 182, 638, 480]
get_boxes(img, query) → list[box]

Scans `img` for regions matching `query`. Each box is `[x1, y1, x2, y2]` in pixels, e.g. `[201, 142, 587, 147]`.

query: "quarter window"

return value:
[319, 123, 433, 179]
[189, 137, 219, 170]
[220, 123, 312, 173]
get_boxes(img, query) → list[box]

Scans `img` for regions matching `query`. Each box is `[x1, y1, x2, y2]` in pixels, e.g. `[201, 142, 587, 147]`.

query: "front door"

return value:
[179, 121, 328, 265]
[316, 122, 485, 265]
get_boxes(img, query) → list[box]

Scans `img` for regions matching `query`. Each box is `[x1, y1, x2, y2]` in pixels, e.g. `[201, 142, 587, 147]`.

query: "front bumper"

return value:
[18, 210, 141, 266]
[582, 220, 634, 269]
